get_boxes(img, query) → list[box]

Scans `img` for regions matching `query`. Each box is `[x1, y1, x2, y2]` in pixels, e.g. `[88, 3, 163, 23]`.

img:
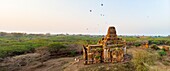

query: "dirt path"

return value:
[20, 56, 86, 71]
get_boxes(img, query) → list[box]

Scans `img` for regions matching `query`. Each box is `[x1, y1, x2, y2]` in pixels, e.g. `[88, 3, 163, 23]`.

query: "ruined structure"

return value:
[83, 26, 126, 64]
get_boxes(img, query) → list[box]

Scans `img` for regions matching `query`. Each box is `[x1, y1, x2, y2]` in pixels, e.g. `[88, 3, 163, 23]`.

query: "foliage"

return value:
[47, 42, 67, 53]
[0, 34, 170, 58]
[158, 50, 167, 56]
[94, 55, 100, 59]
[150, 44, 159, 50]
[70, 50, 76, 56]
[0, 45, 35, 58]
[122, 36, 170, 46]
[149, 39, 170, 45]
[134, 42, 141, 47]
[149, 40, 161, 45]
[0, 35, 102, 58]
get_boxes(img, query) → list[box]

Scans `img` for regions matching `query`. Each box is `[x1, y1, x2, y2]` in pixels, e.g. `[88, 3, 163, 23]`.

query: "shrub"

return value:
[47, 42, 67, 53]
[149, 40, 161, 45]
[0, 45, 35, 58]
[70, 50, 76, 56]
[134, 42, 141, 47]
[94, 55, 100, 59]
[150, 44, 159, 50]
[152, 40, 161, 45]
[158, 50, 167, 56]
[0, 50, 8, 58]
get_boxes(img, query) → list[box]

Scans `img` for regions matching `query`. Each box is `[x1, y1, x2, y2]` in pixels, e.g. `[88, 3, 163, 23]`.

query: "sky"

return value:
[0, 0, 170, 36]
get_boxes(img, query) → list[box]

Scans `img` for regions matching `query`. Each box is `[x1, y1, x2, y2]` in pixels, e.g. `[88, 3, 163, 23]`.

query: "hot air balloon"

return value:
[90, 10, 92, 12]
[100, 14, 104, 16]
[101, 4, 103, 6]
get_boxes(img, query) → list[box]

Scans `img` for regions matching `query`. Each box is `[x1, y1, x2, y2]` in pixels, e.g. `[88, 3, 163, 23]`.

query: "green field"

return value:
[0, 34, 102, 58]
[0, 33, 170, 58]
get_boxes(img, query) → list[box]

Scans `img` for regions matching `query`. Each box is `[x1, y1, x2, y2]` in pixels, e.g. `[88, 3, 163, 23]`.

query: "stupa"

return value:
[83, 26, 126, 64]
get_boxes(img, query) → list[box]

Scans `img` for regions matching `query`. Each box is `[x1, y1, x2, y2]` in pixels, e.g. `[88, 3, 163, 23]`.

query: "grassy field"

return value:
[0, 34, 101, 58]
[0, 33, 170, 71]
[0, 33, 170, 58]
[122, 36, 170, 44]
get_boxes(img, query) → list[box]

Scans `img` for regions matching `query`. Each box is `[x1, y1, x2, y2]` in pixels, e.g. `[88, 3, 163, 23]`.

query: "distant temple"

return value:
[83, 26, 126, 64]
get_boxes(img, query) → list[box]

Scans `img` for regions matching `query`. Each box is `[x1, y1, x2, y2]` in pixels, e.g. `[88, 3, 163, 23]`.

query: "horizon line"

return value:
[0, 31, 169, 36]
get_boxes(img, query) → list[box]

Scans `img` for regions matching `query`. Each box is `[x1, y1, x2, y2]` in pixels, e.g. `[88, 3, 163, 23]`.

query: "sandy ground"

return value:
[20, 55, 89, 71]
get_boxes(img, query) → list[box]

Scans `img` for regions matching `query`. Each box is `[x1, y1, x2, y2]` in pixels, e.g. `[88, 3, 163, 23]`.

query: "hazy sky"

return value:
[0, 0, 169, 35]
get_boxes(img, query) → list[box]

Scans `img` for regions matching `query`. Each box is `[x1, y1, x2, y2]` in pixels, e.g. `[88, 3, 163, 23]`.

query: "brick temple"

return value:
[83, 26, 126, 64]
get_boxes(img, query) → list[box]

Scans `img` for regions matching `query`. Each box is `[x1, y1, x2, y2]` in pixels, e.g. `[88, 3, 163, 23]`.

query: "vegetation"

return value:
[134, 42, 141, 47]
[0, 32, 170, 71]
[0, 32, 170, 59]
[94, 55, 100, 59]
[0, 33, 101, 58]
[158, 50, 167, 56]
[70, 50, 77, 56]
[150, 44, 159, 50]
[122, 36, 170, 46]
[132, 49, 160, 71]
[47, 42, 67, 53]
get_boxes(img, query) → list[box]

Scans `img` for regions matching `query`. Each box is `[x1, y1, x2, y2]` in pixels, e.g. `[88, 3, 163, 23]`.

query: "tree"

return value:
[0, 32, 7, 36]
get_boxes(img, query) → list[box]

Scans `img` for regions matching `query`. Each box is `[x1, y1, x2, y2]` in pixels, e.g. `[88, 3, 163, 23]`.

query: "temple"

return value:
[83, 26, 126, 64]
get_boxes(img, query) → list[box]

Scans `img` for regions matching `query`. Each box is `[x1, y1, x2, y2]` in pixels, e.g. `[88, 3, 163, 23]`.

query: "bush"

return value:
[149, 40, 161, 45]
[150, 44, 159, 50]
[134, 42, 141, 47]
[158, 50, 167, 56]
[148, 40, 170, 45]
[0, 45, 35, 58]
[70, 50, 76, 56]
[152, 40, 161, 45]
[47, 42, 67, 53]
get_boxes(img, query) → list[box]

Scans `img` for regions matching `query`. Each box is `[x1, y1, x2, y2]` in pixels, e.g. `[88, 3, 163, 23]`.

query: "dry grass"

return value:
[131, 48, 160, 71]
